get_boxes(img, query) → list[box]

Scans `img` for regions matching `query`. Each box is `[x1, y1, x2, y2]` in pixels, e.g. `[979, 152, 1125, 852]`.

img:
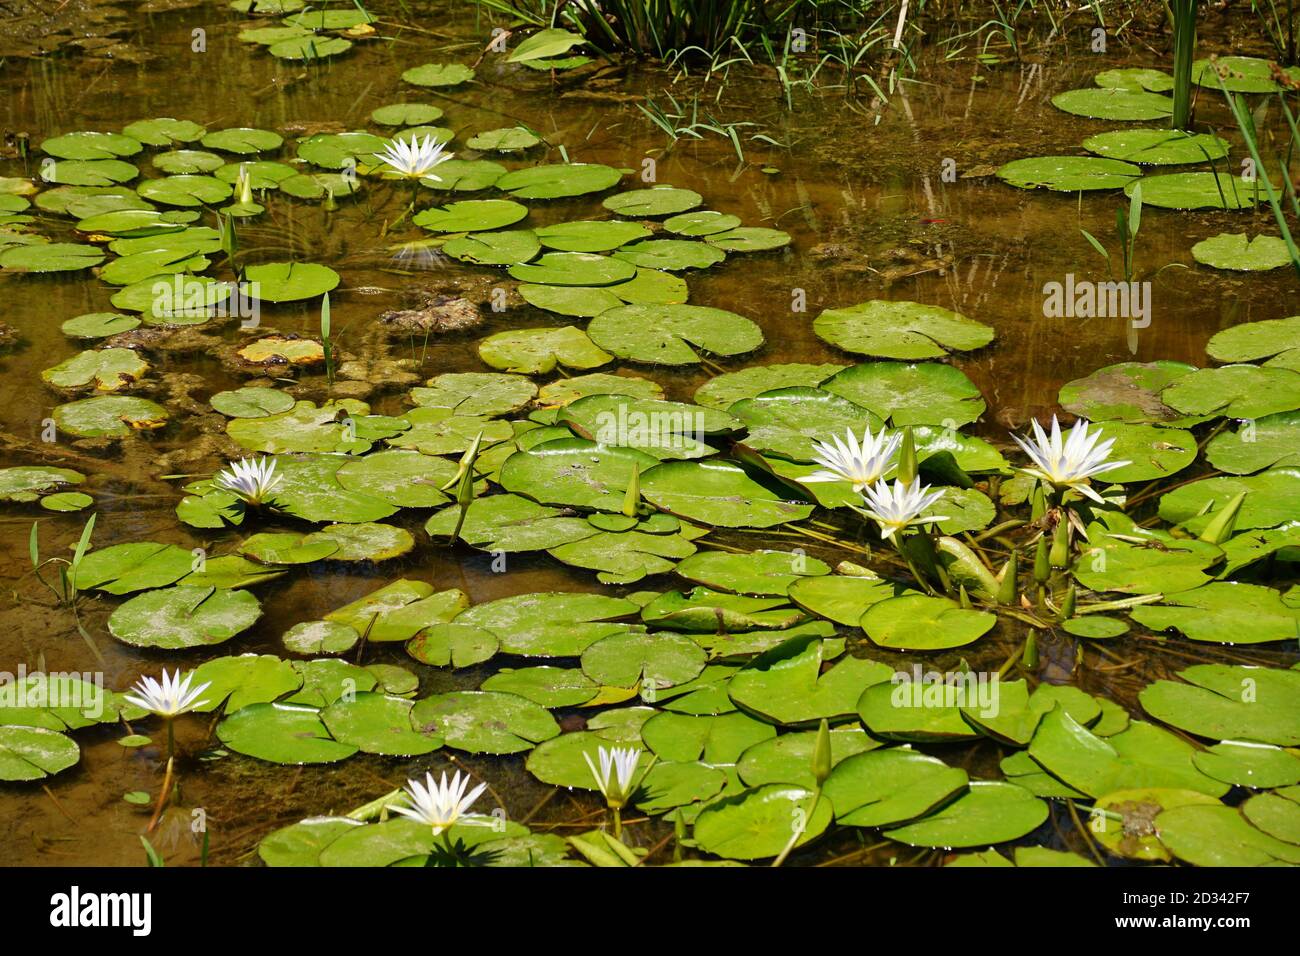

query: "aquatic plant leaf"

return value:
[0, 242, 104, 273]
[401, 62, 476, 87]
[526, 728, 652, 789]
[1192, 232, 1292, 270]
[217, 702, 357, 764]
[409, 690, 559, 754]
[886, 781, 1047, 848]
[456, 591, 640, 657]
[1058, 359, 1198, 423]
[1205, 315, 1300, 363]
[227, 403, 369, 455]
[413, 372, 536, 417]
[1139, 664, 1300, 746]
[508, 27, 586, 62]
[729, 634, 892, 726]
[727, 387, 881, 461]
[1193, 55, 1300, 93]
[321, 692, 442, 756]
[210, 386, 295, 418]
[1081, 128, 1227, 164]
[693, 783, 832, 860]
[1125, 172, 1262, 210]
[508, 251, 636, 286]
[39, 159, 138, 186]
[71, 542, 191, 595]
[42, 131, 141, 160]
[663, 210, 740, 236]
[549, 529, 699, 584]
[1073, 513, 1222, 594]
[1194, 743, 1300, 789]
[1157, 804, 1300, 866]
[296, 131, 387, 168]
[300, 522, 414, 562]
[534, 220, 650, 253]
[1159, 467, 1300, 533]
[371, 103, 444, 126]
[108, 584, 261, 648]
[200, 127, 284, 154]
[1095, 422, 1197, 482]
[814, 300, 995, 359]
[1131, 581, 1300, 644]
[333, 449, 456, 508]
[786, 575, 894, 625]
[282, 620, 358, 655]
[241, 261, 339, 301]
[41, 348, 148, 391]
[642, 460, 814, 528]
[0, 466, 83, 503]
[188, 653, 302, 712]
[588, 304, 763, 365]
[1206, 412, 1300, 473]
[496, 163, 623, 199]
[537, 372, 664, 407]
[1162, 365, 1300, 419]
[466, 126, 541, 151]
[608, 267, 689, 304]
[675, 549, 828, 597]
[122, 118, 206, 147]
[500, 438, 658, 511]
[1062, 615, 1129, 639]
[822, 361, 985, 426]
[614, 239, 725, 271]
[857, 680, 980, 742]
[418, 159, 505, 191]
[279, 172, 362, 199]
[1028, 710, 1229, 798]
[481, 666, 598, 707]
[152, 149, 224, 174]
[52, 395, 167, 437]
[385, 407, 511, 456]
[996, 156, 1141, 191]
[603, 186, 702, 217]
[443, 229, 540, 266]
[580, 628, 706, 689]
[1051, 87, 1173, 120]
[424, 493, 594, 551]
[478, 326, 612, 374]
[694, 363, 844, 410]
[519, 283, 622, 317]
[258, 817, 363, 867]
[61, 312, 140, 339]
[0, 726, 79, 781]
[1094, 67, 1175, 91]
[823, 748, 968, 828]
[862, 594, 996, 651]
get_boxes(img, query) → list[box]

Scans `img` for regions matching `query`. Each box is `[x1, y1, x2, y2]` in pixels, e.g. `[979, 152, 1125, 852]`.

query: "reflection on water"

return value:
[0, 1, 1296, 865]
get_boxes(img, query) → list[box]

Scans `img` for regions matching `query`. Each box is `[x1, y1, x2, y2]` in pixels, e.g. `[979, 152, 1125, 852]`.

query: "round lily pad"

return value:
[409, 691, 559, 754]
[467, 127, 541, 151]
[321, 692, 441, 756]
[1125, 172, 1261, 210]
[282, 620, 359, 655]
[603, 187, 702, 217]
[1062, 615, 1129, 639]
[401, 63, 476, 87]
[692, 783, 833, 860]
[996, 156, 1141, 191]
[107, 584, 262, 648]
[824, 748, 969, 827]
[52, 395, 168, 438]
[614, 239, 725, 271]
[814, 300, 994, 358]
[588, 304, 763, 365]
[414, 199, 528, 233]
[0, 726, 80, 781]
[885, 781, 1048, 848]
[1192, 233, 1293, 271]
[217, 702, 357, 764]
[62, 310, 141, 339]
[822, 361, 986, 426]
[478, 326, 612, 375]
[496, 163, 622, 199]
[242, 262, 339, 302]
[210, 386, 295, 418]
[0, 242, 104, 273]
[1051, 87, 1173, 121]
[1081, 129, 1229, 165]
[862, 594, 996, 650]
[508, 251, 636, 286]
[201, 127, 284, 154]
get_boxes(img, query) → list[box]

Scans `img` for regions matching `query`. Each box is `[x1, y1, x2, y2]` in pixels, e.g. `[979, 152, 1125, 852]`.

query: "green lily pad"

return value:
[862, 594, 997, 651]
[371, 103, 444, 126]
[41, 348, 148, 391]
[534, 220, 651, 253]
[201, 127, 284, 154]
[442, 229, 540, 266]
[241, 262, 340, 302]
[1194, 55, 1300, 93]
[1126, 172, 1262, 210]
[187, 654, 301, 712]
[580, 629, 706, 689]
[822, 361, 985, 426]
[320, 693, 441, 756]
[1073, 513, 1222, 595]
[1192, 232, 1292, 271]
[694, 363, 844, 410]
[499, 438, 657, 511]
[42, 131, 142, 160]
[1194, 742, 1300, 789]
[614, 239, 725, 271]
[1157, 804, 1300, 866]
[52, 395, 168, 438]
[814, 300, 995, 358]
[857, 679, 981, 743]
[282, 620, 359, 655]
[152, 150, 224, 175]
[466, 126, 541, 151]
[417, 159, 505, 191]
[1159, 468, 1300, 533]
[641, 460, 814, 528]
[549, 528, 699, 584]
[416, 200, 531, 233]
[729, 635, 892, 726]
[1058, 360, 1198, 423]
[1140, 664, 1300, 746]
[1095, 422, 1197, 482]
[0, 242, 104, 273]
[587, 304, 763, 366]
[61, 312, 141, 339]
[424, 494, 594, 551]
[996, 156, 1141, 191]
[1205, 411, 1300, 473]
[1131, 582, 1300, 644]
[217, 702, 357, 764]
[693, 783, 833, 860]
[519, 283, 622, 317]
[210, 386, 295, 418]
[1081, 129, 1228, 165]
[1051, 87, 1173, 120]
[1162, 365, 1300, 419]
[38, 492, 92, 512]
[0, 466, 84, 503]
[481, 667, 598, 707]
[1062, 615, 1130, 639]
[1206, 315, 1300, 364]
[108, 584, 261, 648]
[887, 781, 1048, 847]
[496, 163, 622, 199]
[73, 542, 192, 594]
[122, 118, 206, 147]
[0, 726, 80, 781]
[409, 691, 559, 754]
[478, 326, 612, 375]
[603, 187, 702, 217]
[675, 549, 829, 597]
[454, 591, 639, 657]
[508, 251, 636, 286]
[401, 63, 476, 87]
[39, 159, 138, 186]
[333, 449, 457, 508]
[1094, 67, 1175, 92]
[823, 748, 968, 828]
[300, 522, 414, 562]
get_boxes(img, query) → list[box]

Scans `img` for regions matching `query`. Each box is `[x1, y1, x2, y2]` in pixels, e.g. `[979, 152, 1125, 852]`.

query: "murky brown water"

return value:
[1, 2, 1296, 866]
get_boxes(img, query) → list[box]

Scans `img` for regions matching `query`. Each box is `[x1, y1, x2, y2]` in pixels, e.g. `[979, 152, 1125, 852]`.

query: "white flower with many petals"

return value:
[214, 457, 282, 506]
[377, 134, 454, 181]
[584, 745, 641, 809]
[392, 771, 488, 836]
[859, 477, 948, 540]
[1011, 416, 1129, 504]
[797, 425, 902, 493]
[124, 669, 211, 718]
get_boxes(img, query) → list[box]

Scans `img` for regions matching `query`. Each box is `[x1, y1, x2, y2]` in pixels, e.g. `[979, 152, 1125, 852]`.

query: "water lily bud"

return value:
[1060, 584, 1076, 619]
[323, 187, 336, 211]
[1049, 518, 1070, 568]
[997, 549, 1019, 605]
[1033, 536, 1050, 584]
[812, 718, 832, 787]
[897, 426, 917, 484]
[219, 213, 237, 259]
[1021, 632, 1038, 669]
[238, 169, 253, 206]
[958, 583, 972, 609]
[457, 432, 484, 510]
[1030, 481, 1047, 521]
[622, 464, 640, 518]
[1198, 491, 1246, 545]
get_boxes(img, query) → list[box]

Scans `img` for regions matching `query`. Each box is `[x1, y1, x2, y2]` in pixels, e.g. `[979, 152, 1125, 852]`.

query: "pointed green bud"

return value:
[1198, 491, 1246, 545]
[1060, 584, 1077, 620]
[958, 583, 972, 609]
[1021, 632, 1038, 669]
[1033, 535, 1050, 584]
[323, 187, 336, 211]
[238, 169, 253, 206]
[622, 464, 640, 518]
[1030, 481, 1047, 521]
[456, 431, 484, 509]
[1049, 518, 1070, 568]
[896, 426, 917, 484]
[812, 718, 832, 787]
[996, 549, 1019, 605]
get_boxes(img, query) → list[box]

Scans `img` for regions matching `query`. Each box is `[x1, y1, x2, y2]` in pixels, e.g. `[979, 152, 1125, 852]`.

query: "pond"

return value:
[1, 0, 1299, 869]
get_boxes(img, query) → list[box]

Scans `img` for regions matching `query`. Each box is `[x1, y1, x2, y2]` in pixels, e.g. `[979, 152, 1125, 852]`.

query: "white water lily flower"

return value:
[584, 745, 640, 809]
[859, 477, 948, 540]
[124, 669, 211, 718]
[1011, 415, 1129, 504]
[392, 771, 488, 836]
[797, 425, 902, 493]
[214, 456, 282, 506]
[377, 134, 454, 180]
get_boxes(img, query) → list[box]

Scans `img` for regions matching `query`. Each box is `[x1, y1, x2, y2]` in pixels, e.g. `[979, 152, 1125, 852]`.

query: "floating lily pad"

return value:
[0, 726, 80, 781]
[61, 312, 141, 339]
[1161, 365, 1300, 419]
[822, 361, 985, 426]
[442, 230, 540, 266]
[418, 159, 505, 191]
[496, 163, 622, 199]
[1073, 514, 1222, 595]
[218, 702, 357, 764]
[41, 348, 148, 391]
[1157, 803, 1300, 866]
[1058, 360, 1197, 423]
[201, 128, 284, 154]
[996, 156, 1141, 191]
[1194, 55, 1300, 93]
[401, 63, 475, 87]
[886, 781, 1047, 848]
[603, 187, 702, 217]
[1206, 315, 1300, 364]
[730, 635, 891, 726]
[321, 693, 441, 756]
[614, 239, 725, 271]
[478, 326, 612, 375]
[1194, 742, 1300, 789]
[693, 783, 833, 860]
[862, 594, 996, 651]
[1062, 615, 1130, 639]
[823, 748, 968, 828]
[122, 118, 206, 147]
[467, 127, 541, 151]
[642, 460, 814, 528]
[814, 300, 994, 359]
[1141, 664, 1300, 746]
[1081, 129, 1228, 165]
[508, 251, 636, 286]
[1159, 468, 1300, 533]
[52, 395, 167, 438]
[108, 585, 261, 649]
[415, 199, 529, 233]
[1125, 172, 1261, 210]
[42, 131, 141, 161]
[282, 620, 358, 655]
[1051, 87, 1173, 121]
[1132, 582, 1300, 645]
[0, 242, 104, 273]
[300, 522, 414, 562]
[0, 466, 84, 504]
[500, 438, 657, 511]
[409, 691, 559, 754]
[242, 261, 340, 302]
[425, 493, 593, 551]
[40, 159, 138, 187]
[588, 304, 763, 366]
[581, 629, 706, 689]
